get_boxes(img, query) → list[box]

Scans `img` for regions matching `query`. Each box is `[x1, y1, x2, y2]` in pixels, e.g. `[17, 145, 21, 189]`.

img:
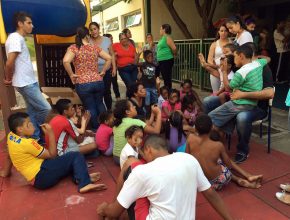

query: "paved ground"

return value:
[0, 79, 289, 219]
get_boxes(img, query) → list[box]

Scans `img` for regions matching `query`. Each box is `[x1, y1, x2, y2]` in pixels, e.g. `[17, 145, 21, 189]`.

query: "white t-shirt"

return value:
[120, 143, 139, 169]
[157, 95, 165, 109]
[235, 30, 253, 46]
[117, 153, 211, 220]
[5, 32, 36, 87]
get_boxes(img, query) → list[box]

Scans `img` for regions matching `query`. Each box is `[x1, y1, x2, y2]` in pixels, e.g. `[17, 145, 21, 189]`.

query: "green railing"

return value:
[172, 38, 214, 91]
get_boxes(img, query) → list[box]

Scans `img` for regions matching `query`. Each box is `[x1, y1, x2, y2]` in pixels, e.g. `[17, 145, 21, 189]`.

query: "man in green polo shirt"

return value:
[208, 44, 269, 129]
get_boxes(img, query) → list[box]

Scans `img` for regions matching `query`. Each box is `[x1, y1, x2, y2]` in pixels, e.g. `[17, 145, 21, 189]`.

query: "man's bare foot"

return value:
[79, 183, 107, 193]
[248, 175, 263, 184]
[198, 53, 206, 67]
[90, 172, 101, 182]
[237, 178, 261, 189]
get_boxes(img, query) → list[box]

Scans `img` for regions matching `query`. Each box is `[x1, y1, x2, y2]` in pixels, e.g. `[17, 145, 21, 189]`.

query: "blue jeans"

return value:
[34, 152, 91, 190]
[75, 81, 106, 130]
[145, 87, 158, 106]
[209, 101, 255, 128]
[16, 82, 51, 140]
[118, 65, 138, 89]
[203, 95, 267, 155]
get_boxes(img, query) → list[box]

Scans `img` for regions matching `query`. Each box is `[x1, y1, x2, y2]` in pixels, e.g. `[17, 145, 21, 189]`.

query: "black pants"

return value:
[112, 74, 120, 98]
[103, 69, 113, 110]
[159, 58, 174, 90]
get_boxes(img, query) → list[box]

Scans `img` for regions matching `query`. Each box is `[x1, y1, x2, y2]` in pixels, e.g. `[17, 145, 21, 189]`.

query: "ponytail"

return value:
[75, 26, 89, 49]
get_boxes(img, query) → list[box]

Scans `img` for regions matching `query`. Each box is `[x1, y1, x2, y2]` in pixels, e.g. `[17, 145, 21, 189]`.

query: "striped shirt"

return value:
[230, 59, 267, 105]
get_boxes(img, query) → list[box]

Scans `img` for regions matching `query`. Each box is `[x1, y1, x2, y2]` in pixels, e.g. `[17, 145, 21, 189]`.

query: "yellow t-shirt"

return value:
[7, 132, 44, 181]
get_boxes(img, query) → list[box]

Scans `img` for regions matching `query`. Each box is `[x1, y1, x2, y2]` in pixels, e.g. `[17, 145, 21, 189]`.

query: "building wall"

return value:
[150, 0, 231, 40]
[93, 0, 146, 46]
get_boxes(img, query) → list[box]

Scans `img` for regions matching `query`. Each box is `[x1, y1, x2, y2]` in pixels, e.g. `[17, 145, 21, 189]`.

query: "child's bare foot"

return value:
[237, 178, 261, 189]
[79, 183, 107, 193]
[198, 53, 206, 67]
[90, 172, 101, 182]
[248, 175, 263, 184]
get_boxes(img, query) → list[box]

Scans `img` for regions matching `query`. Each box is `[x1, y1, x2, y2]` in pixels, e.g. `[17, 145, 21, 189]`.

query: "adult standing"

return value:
[122, 28, 135, 47]
[143, 33, 160, 77]
[103, 33, 121, 100]
[157, 24, 177, 90]
[89, 22, 117, 110]
[207, 24, 231, 92]
[225, 16, 253, 46]
[273, 20, 290, 83]
[112, 33, 138, 93]
[4, 12, 51, 141]
[63, 27, 111, 130]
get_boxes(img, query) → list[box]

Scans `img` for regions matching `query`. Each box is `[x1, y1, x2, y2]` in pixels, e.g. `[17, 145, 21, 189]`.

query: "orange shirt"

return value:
[113, 43, 136, 68]
[68, 44, 103, 84]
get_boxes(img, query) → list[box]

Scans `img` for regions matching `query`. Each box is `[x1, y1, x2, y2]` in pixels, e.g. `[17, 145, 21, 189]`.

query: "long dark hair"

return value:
[226, 15, 247, 30]
[75, 26, 89, 49]
[113, 100, 131, 127]
[181, 94, 196, 112]
[215, 23, 229, 41]
[165, 111, 184, 143]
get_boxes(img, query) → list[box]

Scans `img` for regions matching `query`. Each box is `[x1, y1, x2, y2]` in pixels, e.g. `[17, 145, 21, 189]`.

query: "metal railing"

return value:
[172, 38, 214, 91]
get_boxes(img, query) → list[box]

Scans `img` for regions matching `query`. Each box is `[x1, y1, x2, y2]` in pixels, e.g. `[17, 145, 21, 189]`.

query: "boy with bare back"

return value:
[186, 114, 262, 190]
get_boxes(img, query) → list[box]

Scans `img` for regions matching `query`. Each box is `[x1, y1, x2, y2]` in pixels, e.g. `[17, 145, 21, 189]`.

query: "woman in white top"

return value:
[207, 24, 231, 92]
[225, 15, 253, 46]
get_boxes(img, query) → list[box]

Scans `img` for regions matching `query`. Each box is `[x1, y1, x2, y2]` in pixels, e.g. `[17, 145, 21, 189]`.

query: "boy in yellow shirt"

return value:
[6, 112, 107, 193]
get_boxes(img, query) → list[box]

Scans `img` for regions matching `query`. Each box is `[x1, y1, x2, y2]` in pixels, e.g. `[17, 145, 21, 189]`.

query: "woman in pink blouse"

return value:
[63, 27, 111, 130]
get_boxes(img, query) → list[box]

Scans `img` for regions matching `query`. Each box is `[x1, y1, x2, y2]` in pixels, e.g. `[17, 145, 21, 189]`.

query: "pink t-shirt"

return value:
[161, 101, 181, 121]
[95, 124, 113, 151]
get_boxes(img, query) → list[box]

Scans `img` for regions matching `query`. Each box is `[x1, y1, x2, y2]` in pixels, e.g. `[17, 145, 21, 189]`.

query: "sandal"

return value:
[280, 183, 290, 193]
[276, 192, 290, 205]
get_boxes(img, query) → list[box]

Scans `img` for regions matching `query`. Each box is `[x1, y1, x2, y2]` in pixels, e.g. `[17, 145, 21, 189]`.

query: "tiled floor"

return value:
[0, 136, 290, 220]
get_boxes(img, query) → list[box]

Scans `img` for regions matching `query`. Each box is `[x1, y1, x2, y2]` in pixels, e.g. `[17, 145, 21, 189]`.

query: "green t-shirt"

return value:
[157, 35, 173, 61]
[113, 118, 146, 157]
[230, 58, 267, 105]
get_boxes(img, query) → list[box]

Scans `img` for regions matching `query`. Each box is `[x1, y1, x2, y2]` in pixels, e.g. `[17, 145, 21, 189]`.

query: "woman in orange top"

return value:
[63, 27, 112, 130]
[113, 32, 138, 95]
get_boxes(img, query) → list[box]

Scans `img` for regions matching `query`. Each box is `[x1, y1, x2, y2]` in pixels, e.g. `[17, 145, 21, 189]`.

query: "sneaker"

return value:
[234, 153, 248, 164]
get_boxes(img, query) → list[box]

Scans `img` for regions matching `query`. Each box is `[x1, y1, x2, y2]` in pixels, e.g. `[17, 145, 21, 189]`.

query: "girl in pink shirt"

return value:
[95, 111, 114, 156]
[161, 89, 181, 121]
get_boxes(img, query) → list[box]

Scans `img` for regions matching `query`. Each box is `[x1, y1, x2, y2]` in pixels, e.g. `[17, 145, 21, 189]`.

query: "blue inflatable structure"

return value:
[1, 0, 87, 36]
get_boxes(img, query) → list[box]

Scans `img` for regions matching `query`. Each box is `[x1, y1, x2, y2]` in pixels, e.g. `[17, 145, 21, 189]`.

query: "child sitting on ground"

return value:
[181, 94, 203, 126]
[157, 86, 169, 109]
[186, 114, 263, 190]
[161, 89, 181, 121]
[95, 111, 114, 156]
[165, 111, 187, 153]
[47, 99, 96, 156]
[119, 125, 144, 169]
[179, 79, 200, 102]
[7, 112, 107, 193]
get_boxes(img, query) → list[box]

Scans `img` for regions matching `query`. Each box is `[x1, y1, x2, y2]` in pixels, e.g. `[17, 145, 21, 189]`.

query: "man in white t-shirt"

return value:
[97, 135, 233, 220]
[4, 12, 51, 142]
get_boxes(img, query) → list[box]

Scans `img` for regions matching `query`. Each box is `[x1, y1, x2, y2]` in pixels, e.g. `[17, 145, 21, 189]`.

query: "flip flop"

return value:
[276, 192, 290, 205]
[280, 183, 290, 193]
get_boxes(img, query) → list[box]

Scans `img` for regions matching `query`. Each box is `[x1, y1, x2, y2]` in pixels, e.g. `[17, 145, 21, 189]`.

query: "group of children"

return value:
[4, 41, 267, 201]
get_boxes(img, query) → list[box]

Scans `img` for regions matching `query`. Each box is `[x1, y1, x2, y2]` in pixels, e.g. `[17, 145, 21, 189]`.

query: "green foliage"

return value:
[25, 36, 36, 61]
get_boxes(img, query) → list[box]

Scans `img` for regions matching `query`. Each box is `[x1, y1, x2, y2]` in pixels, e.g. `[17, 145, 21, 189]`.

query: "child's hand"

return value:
[137, 71, 142, 80]
[151, 104, 161, 115]
[40, 124, 53, 134]
[83, 111, 91, 121]
[97, 202, 109, 216]
[220, 57, 227, 73]
[156, 77, 161, 85]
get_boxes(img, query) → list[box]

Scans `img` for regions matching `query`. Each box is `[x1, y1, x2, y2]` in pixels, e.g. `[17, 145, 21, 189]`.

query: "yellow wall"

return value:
[94, 0, 145, 46]
[151, 0, 231, 40]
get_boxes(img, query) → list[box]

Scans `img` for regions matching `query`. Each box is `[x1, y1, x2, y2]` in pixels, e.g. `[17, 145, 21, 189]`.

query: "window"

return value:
[105, 18, 119, 32]
[124, 11, 142, 28]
